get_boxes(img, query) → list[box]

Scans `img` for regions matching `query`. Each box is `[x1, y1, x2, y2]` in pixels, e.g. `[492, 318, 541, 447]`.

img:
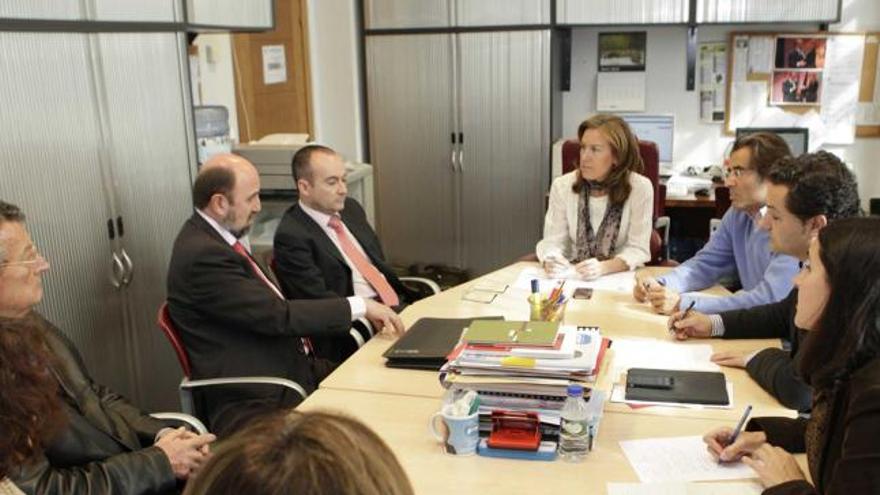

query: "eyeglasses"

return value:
[722, 166, 754, 180]
[0, 247, 47, 269]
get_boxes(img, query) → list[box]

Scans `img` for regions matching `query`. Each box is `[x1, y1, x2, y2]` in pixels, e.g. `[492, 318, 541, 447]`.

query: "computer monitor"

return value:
[620, 114, 674, 164]
[735, 127, 809, 156]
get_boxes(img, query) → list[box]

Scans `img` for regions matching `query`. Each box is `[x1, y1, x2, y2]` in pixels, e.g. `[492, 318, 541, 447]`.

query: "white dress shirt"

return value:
[299, 201, 392, 300]
[196, 209, 366, 319]
[535, 171, 653, 270]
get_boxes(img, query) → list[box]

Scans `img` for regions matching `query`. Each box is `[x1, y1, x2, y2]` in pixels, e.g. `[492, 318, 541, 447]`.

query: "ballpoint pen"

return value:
[669, 300, 696, 334]
[719, 404, 752, 463]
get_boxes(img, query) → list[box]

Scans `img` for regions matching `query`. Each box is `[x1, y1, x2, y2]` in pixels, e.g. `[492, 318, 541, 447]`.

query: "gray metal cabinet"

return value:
[695, 0, 840, 23]
[0, 30, 196, 411]
[366, 35, 459, 268]
[556, 0, 689, 24]
[186, 0, 273, 29]
[457, 31, 550, 275]
[366, 30, 550, 276]
[364, 0, 451, 29]
[364, 0, 550, 29]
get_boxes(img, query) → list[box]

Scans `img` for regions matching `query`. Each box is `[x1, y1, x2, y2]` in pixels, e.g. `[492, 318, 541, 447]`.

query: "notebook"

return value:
[625, 368, 730, 406]
[462, 320, 560, 347]
[383, 316, 503, 370]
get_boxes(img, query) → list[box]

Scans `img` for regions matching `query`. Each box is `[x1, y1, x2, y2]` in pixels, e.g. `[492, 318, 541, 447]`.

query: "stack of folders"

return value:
[440, 321, 610, 437]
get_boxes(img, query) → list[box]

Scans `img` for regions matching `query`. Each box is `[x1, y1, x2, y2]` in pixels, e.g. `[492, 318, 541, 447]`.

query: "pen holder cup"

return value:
[528, 294, 567, 322]
[429, 405, 480, 456]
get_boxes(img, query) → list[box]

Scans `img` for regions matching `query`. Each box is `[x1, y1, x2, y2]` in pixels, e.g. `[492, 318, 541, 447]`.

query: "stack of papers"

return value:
[443, 326, 608, 387]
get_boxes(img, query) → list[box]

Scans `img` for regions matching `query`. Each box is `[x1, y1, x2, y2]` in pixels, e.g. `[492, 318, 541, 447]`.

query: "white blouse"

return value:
[535, 170, 653, 270]
[0, 479, 24, 495]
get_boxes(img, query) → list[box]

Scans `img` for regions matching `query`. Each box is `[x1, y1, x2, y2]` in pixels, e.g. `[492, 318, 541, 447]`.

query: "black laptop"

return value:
[383, 316, 503, 370]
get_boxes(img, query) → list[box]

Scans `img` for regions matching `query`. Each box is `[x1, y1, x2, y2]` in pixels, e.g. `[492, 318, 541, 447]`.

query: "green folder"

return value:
[462, 320, 560, 347]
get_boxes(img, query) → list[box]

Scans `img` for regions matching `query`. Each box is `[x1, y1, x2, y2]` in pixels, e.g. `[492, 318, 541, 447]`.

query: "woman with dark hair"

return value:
[0, 316, 66, 495]
[537, 114, 653, 280]
[703, 216, 880, 494]
[183, 410, 414, 495]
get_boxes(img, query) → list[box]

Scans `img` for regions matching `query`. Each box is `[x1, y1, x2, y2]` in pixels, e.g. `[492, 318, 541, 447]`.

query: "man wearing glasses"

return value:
[0, 201, 216, 494]
[634, 132, 800, 315]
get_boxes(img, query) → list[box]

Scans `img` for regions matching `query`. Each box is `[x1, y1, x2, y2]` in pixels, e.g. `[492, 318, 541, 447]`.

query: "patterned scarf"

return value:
[574, 182, 624, 263]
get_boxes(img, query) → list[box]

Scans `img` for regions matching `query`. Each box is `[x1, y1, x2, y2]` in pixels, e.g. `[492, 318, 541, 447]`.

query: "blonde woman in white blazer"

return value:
[536, 114, 653, 279]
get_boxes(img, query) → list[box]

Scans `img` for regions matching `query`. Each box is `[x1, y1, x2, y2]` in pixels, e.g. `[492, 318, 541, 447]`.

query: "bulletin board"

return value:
[724, 31, 880, 143]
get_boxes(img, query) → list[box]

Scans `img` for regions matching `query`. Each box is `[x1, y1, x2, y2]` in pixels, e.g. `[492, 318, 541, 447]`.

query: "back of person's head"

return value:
[799, 217, 880, 387]
[183, 410, 414, 495]
[574, 114, 644, 205]
[766, 150, 861, 223]
[291, 144, 336, 184]
[0, 315, 65, 479]
[731, 132, 792, 178]
[192, 165, 236, 210]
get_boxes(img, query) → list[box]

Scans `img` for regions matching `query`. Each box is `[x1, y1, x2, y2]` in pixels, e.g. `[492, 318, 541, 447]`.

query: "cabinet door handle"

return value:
[109, 252, 124, 289]
[458, 149, 464, 173]
[120, 248, 134, 286]
[450, 133, 457, 171]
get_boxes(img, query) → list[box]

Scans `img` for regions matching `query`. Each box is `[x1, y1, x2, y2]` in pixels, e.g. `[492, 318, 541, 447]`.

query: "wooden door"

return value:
[232, 0, 312, 142]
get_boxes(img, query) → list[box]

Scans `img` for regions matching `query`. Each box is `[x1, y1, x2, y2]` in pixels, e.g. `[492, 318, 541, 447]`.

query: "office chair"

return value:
[156, 303, 308, 423]
[560, 139, 674, 265]
[710, 186, 731, 236]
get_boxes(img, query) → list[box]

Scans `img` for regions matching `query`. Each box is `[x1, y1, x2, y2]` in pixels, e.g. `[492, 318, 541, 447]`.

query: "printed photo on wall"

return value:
[598, 32, 647, 72]
[774, 36, 826, 70]
[771, 71, 822, 106]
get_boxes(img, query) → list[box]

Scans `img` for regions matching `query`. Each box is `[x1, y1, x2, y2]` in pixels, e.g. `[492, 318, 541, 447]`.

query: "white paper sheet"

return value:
[597, 72, 646, 112]
[619, 436, 756, 483]
[610, 338, 720, 378]
[821, 35, 866, 144]
[511, 267, 636, 294]
[261, 45, 287, 85]
[729, 82, 769, 130]
[732, 36, 750, 82]
[746, 36, 774, 75]
[607, 481, 763, 495]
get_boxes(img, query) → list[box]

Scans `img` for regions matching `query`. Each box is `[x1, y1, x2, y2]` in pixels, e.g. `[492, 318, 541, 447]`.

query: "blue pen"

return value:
[720, 405, 752, 462]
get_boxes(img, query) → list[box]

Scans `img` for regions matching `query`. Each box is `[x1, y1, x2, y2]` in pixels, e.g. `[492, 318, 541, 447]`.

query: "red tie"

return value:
[327, 216, 399, 307]
[232, 241, 313, 354]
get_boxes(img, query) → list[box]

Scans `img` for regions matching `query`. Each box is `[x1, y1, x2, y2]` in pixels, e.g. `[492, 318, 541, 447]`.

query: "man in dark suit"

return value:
[669, 151, 861, 412]
[273, 146, 417, 362]
[166, 154, 403, 435]
[0, 200, 215, 494]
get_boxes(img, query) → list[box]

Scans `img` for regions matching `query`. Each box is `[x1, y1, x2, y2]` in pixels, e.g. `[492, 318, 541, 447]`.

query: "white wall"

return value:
[192, 33, 240, 143]
[306, 0, 365, 161]
[562, 0, 880, 208]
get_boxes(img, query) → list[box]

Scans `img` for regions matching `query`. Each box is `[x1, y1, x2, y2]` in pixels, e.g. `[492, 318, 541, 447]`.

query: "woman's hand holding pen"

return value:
[703, 427, 766, 462]
[668, 310, 712, 340]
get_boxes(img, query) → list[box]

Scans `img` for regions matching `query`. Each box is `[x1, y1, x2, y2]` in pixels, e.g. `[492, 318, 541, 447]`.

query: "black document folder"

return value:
[383, 316, 503, 370]
[625, 368, 730, 406]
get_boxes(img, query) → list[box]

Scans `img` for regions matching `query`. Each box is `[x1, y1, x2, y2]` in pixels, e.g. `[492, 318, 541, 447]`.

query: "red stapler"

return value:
[486, 410, 541, 451]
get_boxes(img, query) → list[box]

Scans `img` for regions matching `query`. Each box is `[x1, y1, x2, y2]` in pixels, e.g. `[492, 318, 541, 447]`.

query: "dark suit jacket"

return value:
[273, 199, 416, 362]
[166, 213, 351, 433]
[11, 315, 176, 495]
[747, 357, 880, 495]
[720, 290, 812, 412]
[274, 198, 414, 303]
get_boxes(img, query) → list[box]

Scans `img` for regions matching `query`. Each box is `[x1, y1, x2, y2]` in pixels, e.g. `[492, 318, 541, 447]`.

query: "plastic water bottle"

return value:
[558, 384, 591, 462]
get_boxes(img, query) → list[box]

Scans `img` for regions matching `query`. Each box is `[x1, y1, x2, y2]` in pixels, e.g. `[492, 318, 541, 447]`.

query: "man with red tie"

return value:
[166, 153, 403, 435]
[273, 145, 419, 363]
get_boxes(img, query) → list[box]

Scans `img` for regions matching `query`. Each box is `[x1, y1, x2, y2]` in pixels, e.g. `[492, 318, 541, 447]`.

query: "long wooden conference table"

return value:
[297, 262, 805, 494]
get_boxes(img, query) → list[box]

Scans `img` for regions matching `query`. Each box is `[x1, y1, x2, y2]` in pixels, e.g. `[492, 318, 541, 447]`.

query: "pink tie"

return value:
[232, 241, 313, 354]
[327, 216, 399, 307]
